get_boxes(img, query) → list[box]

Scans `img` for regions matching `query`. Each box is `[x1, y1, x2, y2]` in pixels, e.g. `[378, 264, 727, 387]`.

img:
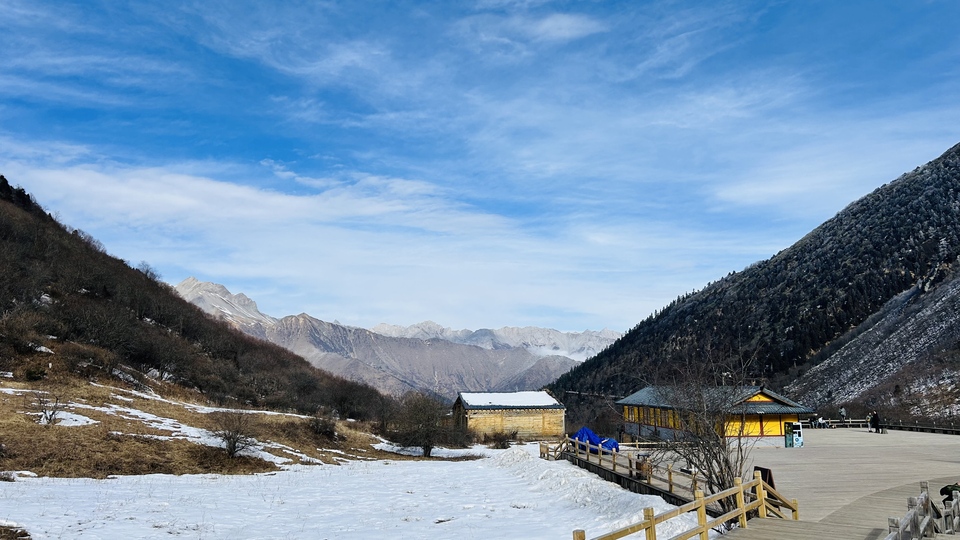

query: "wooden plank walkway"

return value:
[724, 427, 960, 539]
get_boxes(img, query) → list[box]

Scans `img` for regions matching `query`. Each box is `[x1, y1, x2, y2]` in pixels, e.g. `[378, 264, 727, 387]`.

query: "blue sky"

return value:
[2, 1, 959, 332]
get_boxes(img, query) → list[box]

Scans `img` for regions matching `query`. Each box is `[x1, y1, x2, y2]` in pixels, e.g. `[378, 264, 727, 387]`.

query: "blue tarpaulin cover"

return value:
[572, 426, 619, 453]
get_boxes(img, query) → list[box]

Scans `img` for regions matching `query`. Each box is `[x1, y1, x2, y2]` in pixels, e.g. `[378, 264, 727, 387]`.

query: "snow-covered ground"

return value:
[0, 382, 715, 539]
[1, 443, 715, 539]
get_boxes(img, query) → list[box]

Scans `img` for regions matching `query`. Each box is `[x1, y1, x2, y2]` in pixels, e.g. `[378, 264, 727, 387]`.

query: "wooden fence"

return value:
[802, 417, 871, 429]
[571, 470, 797, 540]
[540, 438, 700, 497]
[885, 482, 960, 539]
[540, 439, 799, 540]
[804, 416, 960, 435]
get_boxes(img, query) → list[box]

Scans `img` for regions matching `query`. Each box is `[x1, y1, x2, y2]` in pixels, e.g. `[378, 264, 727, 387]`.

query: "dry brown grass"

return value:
[0, 525, 30, 539]
[0, 385, 278, 478]
[0, 368, 470, 479]
[0, 375, 282, 477]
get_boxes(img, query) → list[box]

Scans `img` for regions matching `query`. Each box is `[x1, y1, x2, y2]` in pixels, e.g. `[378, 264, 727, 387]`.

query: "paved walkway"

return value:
[725, 427, 960, 539]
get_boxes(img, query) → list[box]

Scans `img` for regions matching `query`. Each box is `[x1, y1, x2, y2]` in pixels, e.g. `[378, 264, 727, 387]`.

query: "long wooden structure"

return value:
[570, 470, 796, 540]
[545, 428, 960, 539]
[539, 438, 799, 539]
[883, 482, 960, 540]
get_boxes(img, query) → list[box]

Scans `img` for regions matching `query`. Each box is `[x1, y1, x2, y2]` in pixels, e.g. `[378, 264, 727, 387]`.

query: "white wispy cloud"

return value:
[1, 1, 959, 332]
[2, 141, 772, 330]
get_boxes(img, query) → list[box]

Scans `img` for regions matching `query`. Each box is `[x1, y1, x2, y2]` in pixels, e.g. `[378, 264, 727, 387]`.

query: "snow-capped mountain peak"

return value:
[370, 321, 620, 362]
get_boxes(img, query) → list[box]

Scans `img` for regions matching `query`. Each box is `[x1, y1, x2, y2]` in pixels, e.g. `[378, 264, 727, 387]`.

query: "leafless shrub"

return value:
[212, 411, 258, 458]
[27, 391, 64, 426]
[309, 411, 338, 441]
[483, 431, 517, 449]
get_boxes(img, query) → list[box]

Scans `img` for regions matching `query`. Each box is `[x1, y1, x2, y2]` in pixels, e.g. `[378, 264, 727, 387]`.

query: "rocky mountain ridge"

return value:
[174, 279, 605, 399]
[551, 141, 960, 421]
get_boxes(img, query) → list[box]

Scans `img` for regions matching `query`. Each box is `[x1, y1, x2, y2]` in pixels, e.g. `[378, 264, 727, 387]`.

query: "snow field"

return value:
[0, 383, 713, 539]
[1, 444, 713, 539]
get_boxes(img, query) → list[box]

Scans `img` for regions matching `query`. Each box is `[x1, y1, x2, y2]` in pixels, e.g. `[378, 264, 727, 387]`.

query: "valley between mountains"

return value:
[175, 277, 620, 400]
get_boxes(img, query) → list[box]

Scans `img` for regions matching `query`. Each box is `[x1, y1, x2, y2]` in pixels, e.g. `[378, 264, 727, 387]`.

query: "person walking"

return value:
[839, 406, 847, 424]
[869, 410, 880, 433]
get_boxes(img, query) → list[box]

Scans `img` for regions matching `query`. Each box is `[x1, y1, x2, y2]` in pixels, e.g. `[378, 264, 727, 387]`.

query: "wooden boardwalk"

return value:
[724, 427, 960, 539]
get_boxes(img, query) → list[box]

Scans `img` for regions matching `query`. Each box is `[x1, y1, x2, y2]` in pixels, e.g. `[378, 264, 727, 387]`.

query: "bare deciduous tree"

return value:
[646, 340, 760, 512]
[394, 392, 447, 457]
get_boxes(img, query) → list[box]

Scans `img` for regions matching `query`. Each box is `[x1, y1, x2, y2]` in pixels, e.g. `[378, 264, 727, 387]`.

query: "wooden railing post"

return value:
[573, 529, 586, 540]
[888, 517, 900, 540]
[907, 496, 919, 536]
[920, 482, 934, 538]
[695, 490, 708, 540]
[952, 491, 960, 534]
[643, 507, 657, 540]
[612, 449, 617, 473]
[791, 498, 799, 520]
[734, 477, 748, 529]
[667, 464, 674, 493]
[754, 470, 768, 518]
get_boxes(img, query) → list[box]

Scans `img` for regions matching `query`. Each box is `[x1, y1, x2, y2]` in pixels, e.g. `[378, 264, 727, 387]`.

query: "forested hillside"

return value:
[0, 175, 384, 419]
[551, 143, 960, 419]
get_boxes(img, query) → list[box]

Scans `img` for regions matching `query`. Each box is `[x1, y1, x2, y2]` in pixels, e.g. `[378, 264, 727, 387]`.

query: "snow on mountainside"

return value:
[787, 266, 960, 415]
[371, 321, 620, 361]
[173, 279, 584, 399]
[175, 277, 276, 337]
[552, 142, 960, 419]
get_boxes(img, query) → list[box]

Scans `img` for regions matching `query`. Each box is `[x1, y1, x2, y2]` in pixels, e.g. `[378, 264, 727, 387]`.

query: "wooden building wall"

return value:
[462, 408, 565, 439]
[621, 403, 802, 441]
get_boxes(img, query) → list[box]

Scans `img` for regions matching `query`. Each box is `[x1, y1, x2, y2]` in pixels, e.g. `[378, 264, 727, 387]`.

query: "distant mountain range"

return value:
[370, 321, 619, 362]
[551, 141, 960, 421]
[175, 278, 619, 400]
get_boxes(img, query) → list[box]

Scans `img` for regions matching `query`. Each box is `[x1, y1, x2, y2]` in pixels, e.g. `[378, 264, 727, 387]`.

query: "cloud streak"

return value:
[1, 1, 959, 332]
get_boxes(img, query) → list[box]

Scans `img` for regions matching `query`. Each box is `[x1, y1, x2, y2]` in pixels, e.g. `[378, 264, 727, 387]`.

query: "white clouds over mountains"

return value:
[1, 1, 958, 331]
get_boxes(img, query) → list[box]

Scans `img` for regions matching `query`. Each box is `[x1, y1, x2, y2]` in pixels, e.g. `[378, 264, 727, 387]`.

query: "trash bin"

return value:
[784, 421, 803, 448]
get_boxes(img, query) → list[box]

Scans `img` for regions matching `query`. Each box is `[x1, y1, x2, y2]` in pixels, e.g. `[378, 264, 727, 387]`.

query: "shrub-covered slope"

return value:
[0, 175, 384, 418]
[550, 142, 960, 412]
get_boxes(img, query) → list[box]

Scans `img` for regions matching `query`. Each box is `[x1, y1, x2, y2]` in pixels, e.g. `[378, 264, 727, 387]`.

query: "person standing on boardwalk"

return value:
[869, 410, 880, 433]
[839, 407, 847, 424]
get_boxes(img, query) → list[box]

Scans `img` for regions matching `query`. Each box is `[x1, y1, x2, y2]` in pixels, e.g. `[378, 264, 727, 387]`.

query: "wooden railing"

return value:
[945, 489, 960, 535]
[539, 439, 568, 460]
[803, 417, 960, 434]
[572, 470, 798, 540]
[885, 482, 960, 539]
[802, 417, 871, 429]
[886, 420, 960, 436]
[542, 437, 701, 496]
